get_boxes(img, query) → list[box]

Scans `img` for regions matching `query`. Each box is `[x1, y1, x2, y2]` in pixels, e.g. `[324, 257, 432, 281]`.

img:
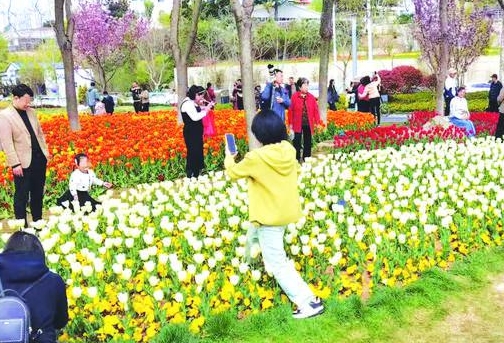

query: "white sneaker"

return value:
[292, 297, 324, 319]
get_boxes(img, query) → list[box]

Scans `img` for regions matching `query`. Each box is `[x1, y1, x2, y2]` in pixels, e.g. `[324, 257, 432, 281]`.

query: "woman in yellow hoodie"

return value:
[224, 110, 324, 319]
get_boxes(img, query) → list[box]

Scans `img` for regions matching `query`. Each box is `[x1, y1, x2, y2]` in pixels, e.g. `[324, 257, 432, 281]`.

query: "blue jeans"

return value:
[449, 117, 476, 137]
[247, 225, 315, 308]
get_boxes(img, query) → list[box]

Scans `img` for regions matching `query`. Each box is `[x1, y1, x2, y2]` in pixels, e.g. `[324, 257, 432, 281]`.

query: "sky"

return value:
[0, 0, 54, 31]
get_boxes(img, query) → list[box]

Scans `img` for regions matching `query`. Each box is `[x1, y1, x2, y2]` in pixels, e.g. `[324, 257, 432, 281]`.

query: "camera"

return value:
[268, 64, 275, 77]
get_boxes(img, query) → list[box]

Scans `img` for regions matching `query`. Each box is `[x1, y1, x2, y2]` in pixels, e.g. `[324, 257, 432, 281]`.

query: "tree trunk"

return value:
[436, 0, 450, 115]
[175, 62, 188, 114]
[231, 0, 260, 150]
[318, 0, 335, 124]
[54, 0, 80, 131]
[169, 0, 202, 123]
[500, 15, 504, 80]
[498, 0, 504, 78]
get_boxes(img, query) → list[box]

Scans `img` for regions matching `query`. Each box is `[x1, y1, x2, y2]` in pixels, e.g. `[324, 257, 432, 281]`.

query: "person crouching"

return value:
[57, 153, 112, 212]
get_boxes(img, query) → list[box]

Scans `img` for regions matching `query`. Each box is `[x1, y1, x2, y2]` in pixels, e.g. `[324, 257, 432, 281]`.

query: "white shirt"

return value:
[449, 96, 469, 119]
[69, 169, 104, 196]
[180, 98, 207, 121]
[445, 76, 458, 97]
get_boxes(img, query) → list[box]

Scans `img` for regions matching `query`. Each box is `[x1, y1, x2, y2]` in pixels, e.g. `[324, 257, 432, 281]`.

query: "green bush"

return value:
[387, 91, 489, 113]
[466, 91, 488, 101]
[214, 103, 233, 110]
[78, 85, 87, 105]
[388, 101, 434, 113]
[337, 93, 347, 110]
[389, 91, 434, 103]
[468, 99, 488, 112]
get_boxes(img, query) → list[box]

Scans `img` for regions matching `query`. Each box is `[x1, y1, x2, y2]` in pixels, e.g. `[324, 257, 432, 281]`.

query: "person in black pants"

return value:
[488, 74, 503, 113]
[102, 91, 115, 114]
[288, 78, 321, 163]
[0, 84, 49, 226]
[494, 87, 504, 140]
[130, 81, 142, 113]
[180, 85, 214, 178]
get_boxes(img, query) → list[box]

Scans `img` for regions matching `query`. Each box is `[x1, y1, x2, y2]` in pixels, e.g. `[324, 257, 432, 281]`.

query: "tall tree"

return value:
[318, 0, 335, 124]
[73, 0, 148, 91]
[497, 0, 504, 80]
[170, 0, 203, 121]
[413, 0, 492, 115]
[449, 2, 493, 84]
[231, 0, 259, 149]
[54, 0, 80, 131]
[136, 29, 174, 90]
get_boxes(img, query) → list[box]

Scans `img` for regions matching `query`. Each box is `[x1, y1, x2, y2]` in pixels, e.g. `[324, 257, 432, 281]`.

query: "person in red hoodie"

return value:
[288, 77, 321, 163]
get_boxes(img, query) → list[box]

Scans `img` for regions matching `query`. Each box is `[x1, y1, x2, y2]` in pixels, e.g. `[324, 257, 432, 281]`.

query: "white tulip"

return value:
[82, 265, 93, 277]
[174, 292, 184, 303]
[153, 289, 164, 301]
[87, 286, 98, 298]
[72, 286, 83, 298]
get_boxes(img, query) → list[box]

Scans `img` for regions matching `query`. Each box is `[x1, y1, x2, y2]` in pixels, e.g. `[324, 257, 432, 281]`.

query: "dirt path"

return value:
[387, 275, 504, 343]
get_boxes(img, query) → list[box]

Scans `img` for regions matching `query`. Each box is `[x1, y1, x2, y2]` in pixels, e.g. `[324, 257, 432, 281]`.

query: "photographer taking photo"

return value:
[261, 65, 290, 121]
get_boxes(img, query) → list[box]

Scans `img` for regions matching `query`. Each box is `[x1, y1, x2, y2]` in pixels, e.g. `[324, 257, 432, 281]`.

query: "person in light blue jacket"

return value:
[86, 82, 100, 114]
[261, 68, 291, 122]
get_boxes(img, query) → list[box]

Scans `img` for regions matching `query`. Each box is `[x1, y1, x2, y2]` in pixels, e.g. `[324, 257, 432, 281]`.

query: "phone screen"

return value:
[225, 133, 237, 154]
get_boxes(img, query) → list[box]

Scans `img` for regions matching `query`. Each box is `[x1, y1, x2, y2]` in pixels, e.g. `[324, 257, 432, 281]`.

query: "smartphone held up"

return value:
[225, 133, 237, 155]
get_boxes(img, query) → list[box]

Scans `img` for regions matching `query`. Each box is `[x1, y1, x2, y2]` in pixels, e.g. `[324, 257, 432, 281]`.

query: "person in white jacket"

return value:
[57, 153, 112, 212]
[449, 86, 476, 138]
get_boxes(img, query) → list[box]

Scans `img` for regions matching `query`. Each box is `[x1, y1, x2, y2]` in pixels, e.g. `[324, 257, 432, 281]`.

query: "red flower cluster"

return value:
[334, 111, 499, 151]
[409, 111, 499, 135]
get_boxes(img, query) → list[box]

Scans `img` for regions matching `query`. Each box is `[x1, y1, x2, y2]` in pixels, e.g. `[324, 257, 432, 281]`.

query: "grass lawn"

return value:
[34, 104, 174, 116]
[155, 247, 504, 343]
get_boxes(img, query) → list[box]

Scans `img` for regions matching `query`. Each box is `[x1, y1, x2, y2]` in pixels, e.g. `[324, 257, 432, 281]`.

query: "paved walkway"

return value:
[381, 113, 409, 124]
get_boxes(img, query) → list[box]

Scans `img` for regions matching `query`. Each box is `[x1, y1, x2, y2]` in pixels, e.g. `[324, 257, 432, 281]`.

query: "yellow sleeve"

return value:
[224, 152, 257, 180]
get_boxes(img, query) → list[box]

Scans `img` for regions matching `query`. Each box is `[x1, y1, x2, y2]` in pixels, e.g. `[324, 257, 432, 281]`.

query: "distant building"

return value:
[252, 2, 320, 22]
[45, 63, 94, 98]
[3, 27, 55, 52]
[0, 63, 20, 86]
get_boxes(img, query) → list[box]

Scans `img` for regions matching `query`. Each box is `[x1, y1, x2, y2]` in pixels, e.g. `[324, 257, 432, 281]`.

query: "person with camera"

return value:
[261, 65, 291, 122]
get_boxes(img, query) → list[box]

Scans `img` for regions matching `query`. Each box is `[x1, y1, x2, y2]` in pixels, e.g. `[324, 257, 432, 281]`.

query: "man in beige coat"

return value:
[0, 84, 49, 226]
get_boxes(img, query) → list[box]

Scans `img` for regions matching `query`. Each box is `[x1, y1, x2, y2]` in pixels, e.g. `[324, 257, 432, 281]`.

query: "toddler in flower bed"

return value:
[224, 109, 324, 319]
[57, 153, 112, 213]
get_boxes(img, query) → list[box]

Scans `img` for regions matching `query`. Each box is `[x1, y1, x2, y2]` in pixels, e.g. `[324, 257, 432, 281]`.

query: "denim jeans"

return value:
[449, 117, 476, 137]
[247, 225, 315, 308]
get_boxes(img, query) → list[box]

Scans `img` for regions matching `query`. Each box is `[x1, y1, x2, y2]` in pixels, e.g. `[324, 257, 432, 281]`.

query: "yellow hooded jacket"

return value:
[224, 140, 302, 226]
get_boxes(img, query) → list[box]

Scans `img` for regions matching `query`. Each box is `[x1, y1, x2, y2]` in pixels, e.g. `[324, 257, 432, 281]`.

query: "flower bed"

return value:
[2, 137, 504, 342]
[334, 111, 499, 151]
[0, 109, 372, 217]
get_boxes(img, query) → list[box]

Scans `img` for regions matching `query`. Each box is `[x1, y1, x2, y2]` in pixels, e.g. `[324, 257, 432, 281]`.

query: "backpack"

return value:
[0, 271, 50, 343]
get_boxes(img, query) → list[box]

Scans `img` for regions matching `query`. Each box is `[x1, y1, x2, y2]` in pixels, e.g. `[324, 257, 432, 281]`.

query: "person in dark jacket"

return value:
[0, 231, 68, 343]
[102, 91, 115, 114]
[488, 74, 503, 113]
[327, 79, 339, 111]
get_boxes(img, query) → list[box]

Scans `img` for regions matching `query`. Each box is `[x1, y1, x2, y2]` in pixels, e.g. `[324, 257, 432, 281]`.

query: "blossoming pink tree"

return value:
[413, 0, 493, 114]
[73, 0, 148, 91]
